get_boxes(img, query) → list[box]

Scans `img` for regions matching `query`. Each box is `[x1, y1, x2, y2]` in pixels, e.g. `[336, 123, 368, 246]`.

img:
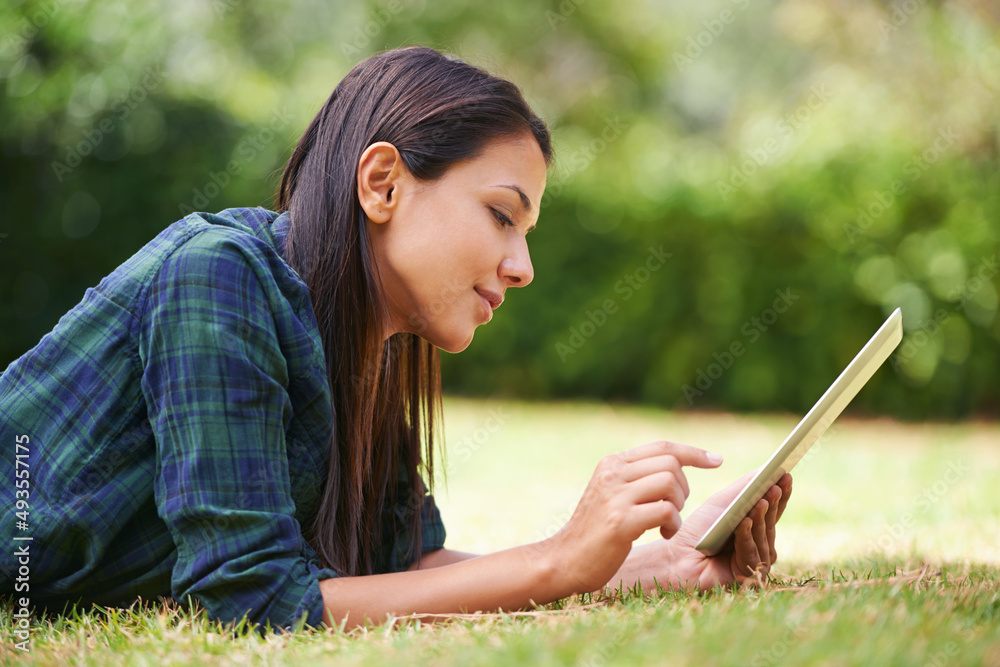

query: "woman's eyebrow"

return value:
[491, 184, 532, 213]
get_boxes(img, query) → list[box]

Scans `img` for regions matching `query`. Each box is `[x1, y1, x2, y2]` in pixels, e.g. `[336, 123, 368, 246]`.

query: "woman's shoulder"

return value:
[2, 207, 306, 373]
[136, 207, 320, 354]
[129, 206, 284, 281]
[86, 207, 291, 312]
[177, 206, 283, 251]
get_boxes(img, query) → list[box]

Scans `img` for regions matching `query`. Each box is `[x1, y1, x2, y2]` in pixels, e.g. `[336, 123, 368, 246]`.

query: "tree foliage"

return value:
[2, 0, 997, 418]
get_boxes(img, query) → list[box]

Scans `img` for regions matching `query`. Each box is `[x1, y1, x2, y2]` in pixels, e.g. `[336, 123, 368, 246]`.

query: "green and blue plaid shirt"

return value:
[0, 207, 446, 631]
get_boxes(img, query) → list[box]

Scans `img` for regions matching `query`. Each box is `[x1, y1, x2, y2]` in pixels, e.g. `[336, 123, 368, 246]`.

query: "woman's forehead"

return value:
[451, 135, 548, 200]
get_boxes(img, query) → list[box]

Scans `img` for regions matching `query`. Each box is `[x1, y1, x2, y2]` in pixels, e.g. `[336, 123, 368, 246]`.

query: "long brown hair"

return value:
[275, 46, 554, 576]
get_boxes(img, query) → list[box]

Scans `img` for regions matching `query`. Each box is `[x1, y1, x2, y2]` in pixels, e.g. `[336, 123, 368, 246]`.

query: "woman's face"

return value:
[366, 133, 548, 353]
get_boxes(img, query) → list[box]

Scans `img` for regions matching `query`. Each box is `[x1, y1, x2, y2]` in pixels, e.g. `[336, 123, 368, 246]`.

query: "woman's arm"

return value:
[319, 440, 725, 629]
[408, 548, 480, 569]
[322, 542, 563, 628]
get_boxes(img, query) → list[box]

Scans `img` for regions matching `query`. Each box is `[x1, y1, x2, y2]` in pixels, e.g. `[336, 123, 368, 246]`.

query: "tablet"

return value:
[694, 307, 903, 554]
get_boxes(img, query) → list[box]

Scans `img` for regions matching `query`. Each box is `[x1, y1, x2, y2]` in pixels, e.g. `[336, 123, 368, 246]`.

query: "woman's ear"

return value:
[357, 142, 405, 224]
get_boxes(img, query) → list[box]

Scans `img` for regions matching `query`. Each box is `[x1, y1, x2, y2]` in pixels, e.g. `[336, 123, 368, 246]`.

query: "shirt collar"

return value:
[270, 210, 291, 263]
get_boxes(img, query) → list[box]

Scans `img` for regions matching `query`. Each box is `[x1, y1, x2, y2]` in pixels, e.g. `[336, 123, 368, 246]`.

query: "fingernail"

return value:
[707, 452, 723, 465]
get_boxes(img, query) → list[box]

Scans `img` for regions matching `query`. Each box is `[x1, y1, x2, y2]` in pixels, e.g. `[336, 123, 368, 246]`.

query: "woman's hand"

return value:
[541, 441, 724, 595]
[674, 471, 793, 588]
[606, 472, 793, 593]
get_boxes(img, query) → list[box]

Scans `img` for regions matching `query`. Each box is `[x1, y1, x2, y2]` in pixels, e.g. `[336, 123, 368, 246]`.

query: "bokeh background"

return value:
[2, 0, 998, 420]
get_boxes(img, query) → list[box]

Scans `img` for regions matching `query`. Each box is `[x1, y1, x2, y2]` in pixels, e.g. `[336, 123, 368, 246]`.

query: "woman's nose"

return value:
[500, 239, 533, 287]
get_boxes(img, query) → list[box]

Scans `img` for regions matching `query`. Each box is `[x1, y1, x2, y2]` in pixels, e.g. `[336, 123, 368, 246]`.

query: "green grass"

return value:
[4, 397, 1000, 665]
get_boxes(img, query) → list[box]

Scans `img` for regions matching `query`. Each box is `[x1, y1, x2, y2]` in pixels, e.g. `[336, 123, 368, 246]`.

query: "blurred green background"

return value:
[2, 0, 998, 420]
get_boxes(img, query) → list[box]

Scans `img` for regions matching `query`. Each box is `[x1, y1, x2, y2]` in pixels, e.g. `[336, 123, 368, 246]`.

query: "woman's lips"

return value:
[475, 287, 503, 322]
[475, 287, 503, 310]
[477, 292, 493, 322]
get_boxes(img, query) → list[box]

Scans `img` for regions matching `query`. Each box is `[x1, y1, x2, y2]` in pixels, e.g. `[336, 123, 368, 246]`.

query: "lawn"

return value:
[3, 397, 999, 666]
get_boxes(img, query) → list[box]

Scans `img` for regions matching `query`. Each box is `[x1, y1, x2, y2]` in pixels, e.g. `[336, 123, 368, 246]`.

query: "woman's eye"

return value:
[491, 208, 515, 228]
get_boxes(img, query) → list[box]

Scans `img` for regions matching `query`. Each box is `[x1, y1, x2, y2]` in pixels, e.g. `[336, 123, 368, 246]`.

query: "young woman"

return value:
[0, 46, 792, 633]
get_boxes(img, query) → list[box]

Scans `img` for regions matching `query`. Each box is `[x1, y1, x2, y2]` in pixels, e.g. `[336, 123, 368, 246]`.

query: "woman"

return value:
[0, 46, 792, 633]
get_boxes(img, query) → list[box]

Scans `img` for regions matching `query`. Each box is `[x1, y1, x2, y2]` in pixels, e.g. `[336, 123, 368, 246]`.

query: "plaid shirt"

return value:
[0, 207, 446, 632]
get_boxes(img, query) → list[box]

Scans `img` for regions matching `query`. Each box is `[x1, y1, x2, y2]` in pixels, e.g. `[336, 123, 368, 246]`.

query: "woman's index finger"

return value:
[619, 440, 724, 468]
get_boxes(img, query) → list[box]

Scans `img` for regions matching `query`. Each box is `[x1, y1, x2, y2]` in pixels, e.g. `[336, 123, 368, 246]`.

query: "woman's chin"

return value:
[426, 327, 476, 354]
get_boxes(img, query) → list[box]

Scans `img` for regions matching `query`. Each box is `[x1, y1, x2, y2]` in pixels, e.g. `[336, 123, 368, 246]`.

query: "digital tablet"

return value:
[694, 307, 904, 554]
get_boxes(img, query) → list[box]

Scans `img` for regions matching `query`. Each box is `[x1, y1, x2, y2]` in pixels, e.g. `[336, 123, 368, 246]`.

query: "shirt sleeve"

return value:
[138, 227, 340, 633]
[383, 480, 448, 573]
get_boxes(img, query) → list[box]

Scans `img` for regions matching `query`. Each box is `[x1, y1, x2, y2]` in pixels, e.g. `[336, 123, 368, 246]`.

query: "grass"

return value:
[3, 397, 999, 665]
